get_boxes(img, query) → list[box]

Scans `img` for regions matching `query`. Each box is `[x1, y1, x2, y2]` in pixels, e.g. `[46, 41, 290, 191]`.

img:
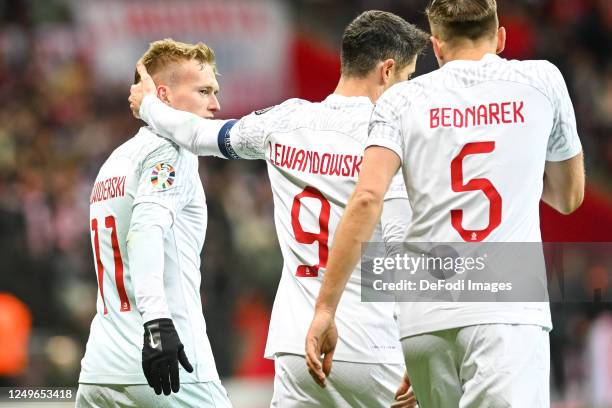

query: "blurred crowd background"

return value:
[0, 0, 611, 406]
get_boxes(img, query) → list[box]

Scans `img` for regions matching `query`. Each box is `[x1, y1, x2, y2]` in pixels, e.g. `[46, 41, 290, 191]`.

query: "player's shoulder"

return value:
[240, 98, 319, 135]
[376, 77, 430, 117]
[138, 127, 182, 156]
[111, 127, 183, 166]
[505, 58, 563, 80]
[508, 58, 560, 72]
[389, 71, 438, 100]
[235, 98, 310, 136]
[251, 98, 311, 119]
[505, 58, 567, 100]
[278, 97, 311, 109]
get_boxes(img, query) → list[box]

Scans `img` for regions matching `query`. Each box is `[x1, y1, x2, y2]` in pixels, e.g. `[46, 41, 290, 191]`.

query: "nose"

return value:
[209, 95, 220, 113]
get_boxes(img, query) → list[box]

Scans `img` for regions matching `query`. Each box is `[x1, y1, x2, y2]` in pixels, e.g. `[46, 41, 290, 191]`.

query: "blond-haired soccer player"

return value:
[129, 11, 427, 408]
[306, 1, 585, 407]
[76, 39, 231, 407]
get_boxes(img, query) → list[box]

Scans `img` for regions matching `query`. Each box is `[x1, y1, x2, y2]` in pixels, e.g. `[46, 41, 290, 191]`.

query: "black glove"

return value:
[142, 318, 193, 395]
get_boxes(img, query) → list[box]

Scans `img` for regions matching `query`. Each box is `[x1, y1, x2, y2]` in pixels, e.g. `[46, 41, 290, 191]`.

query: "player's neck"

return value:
[333, 77, 379, 104]
[439, 44, 498, 66]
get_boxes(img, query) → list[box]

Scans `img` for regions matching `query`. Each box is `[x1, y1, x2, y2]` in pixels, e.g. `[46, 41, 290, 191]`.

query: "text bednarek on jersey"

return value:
[430, 100, 524, 129]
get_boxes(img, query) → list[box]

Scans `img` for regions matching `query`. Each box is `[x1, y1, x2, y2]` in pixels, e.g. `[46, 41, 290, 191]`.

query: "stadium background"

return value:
[0, 0, 611, 406]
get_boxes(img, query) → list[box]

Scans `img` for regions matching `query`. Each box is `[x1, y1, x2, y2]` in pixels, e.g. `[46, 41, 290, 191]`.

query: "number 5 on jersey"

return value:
[291, 186, 330, 277]
[450, 141, 502, 242]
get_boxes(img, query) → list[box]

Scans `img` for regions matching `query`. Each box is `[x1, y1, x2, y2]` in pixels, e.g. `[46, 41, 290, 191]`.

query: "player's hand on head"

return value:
[142, 318, 194, 396]
[128, 60, 156, 119]
[392, 372, 418, 408]
[129, 83, 143, 119]
[305, 310, 338, 388]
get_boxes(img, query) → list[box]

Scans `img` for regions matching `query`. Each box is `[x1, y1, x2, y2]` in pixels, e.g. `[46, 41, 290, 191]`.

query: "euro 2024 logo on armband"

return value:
[150, 163, 176, 190]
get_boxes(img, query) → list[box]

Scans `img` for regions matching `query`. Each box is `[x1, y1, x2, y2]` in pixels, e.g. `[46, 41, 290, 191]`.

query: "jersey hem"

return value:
[398, 316, 552, 339]
[365, 139, 403, 163]
[546, 145, 582, 162]
[264, 344, 404, 364]
[384, 193, 409, 201]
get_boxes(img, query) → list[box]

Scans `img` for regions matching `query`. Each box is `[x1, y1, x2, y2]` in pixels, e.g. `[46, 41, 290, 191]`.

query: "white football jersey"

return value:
[368, 54, 582, 338]
[224, 95, 408, 363]
[79, 127, 219, 384]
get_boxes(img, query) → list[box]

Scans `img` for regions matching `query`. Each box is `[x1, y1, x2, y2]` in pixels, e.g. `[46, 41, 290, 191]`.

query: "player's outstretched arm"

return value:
[305, 146, 400, 387]
[542, 152, 584, 214]
[127, 203, 194, 395]
[129, 61, 236, 157]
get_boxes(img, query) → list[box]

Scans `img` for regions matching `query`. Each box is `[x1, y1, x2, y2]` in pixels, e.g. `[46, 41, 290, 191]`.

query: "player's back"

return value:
[258, 95, 405, 363]
[376, 54, 581, 243]
[80, 128, 219, 384]
[369, 54, 582, 337]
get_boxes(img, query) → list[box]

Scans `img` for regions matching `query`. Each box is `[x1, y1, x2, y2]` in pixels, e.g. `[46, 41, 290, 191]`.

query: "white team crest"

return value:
[150, 163, 176, 190]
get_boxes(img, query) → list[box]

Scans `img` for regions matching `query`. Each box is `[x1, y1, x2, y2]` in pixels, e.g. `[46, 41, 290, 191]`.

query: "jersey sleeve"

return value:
[544, 63, 582, 162]
[142, 98, 308, 161]
[127, 202, 173, 323]
[139, 94, 234, 158]
[367, 85, 408, 162]
[133, 141, 194, 223]
[225, 110, 270, 160]
[227, 99, 310, 160]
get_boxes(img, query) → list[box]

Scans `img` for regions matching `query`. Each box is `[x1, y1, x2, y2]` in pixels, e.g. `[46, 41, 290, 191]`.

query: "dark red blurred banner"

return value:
[541, 188, 612, 242]
[291, 34, 340, 102]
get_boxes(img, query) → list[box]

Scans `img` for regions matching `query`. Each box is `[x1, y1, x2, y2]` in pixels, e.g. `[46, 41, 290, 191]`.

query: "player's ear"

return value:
[381, 59, 395, 85]
[157, 86, 171, 105]
[431, 36, 444, 66]
[496, 27, 506, 55]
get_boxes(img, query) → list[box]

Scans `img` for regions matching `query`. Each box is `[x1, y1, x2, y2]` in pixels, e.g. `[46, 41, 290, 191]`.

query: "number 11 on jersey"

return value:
[91, 216, 131, 314]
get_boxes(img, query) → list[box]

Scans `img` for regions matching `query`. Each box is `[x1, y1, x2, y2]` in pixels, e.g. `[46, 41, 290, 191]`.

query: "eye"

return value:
[199, 89, 210, 95]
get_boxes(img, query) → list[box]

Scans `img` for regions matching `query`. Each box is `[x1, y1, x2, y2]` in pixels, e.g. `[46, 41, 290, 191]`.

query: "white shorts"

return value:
[75, 381, 232, 408]
[271, 353, 404, 408]
[401, 324, 549, 408]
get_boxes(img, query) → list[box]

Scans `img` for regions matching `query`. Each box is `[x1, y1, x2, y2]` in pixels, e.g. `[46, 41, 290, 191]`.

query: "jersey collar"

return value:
[441, 53, 503, 70]
[323, 93, 373, 107]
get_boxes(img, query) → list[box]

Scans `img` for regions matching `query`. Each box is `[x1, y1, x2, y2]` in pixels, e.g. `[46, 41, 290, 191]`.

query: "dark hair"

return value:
[341, 10, 429, 78]
[426, 0, 498, 42]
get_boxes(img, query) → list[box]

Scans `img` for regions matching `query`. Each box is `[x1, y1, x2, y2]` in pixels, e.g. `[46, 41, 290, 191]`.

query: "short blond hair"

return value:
[134, 38, 216, 84]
